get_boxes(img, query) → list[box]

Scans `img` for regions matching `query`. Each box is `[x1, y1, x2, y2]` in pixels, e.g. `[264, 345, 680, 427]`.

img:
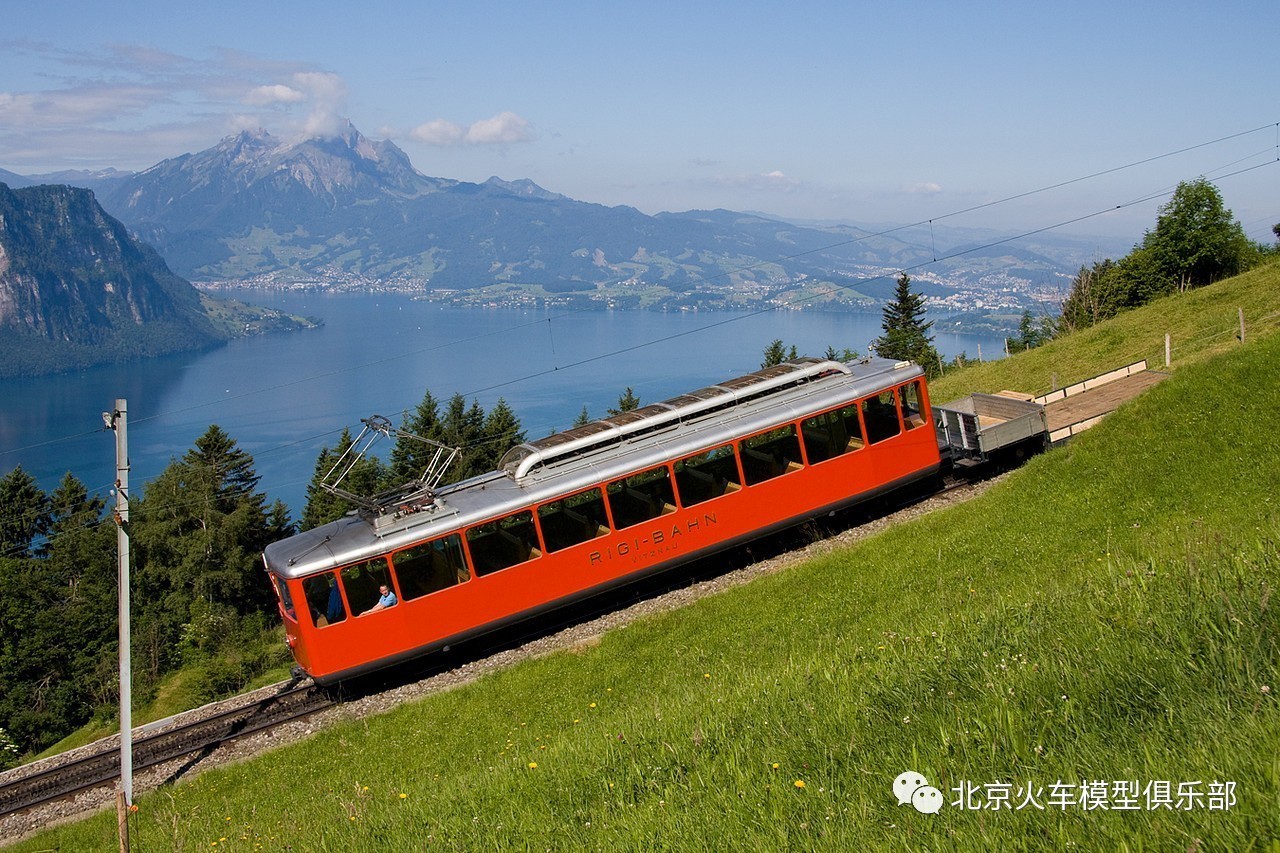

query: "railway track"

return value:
[0, 682, 334, 819]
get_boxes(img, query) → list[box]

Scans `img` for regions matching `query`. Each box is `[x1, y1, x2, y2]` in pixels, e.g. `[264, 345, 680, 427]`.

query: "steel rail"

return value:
[0, 683, 334, 818]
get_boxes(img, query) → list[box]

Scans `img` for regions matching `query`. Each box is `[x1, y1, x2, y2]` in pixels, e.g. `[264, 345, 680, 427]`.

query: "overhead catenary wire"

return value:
[2, 122, 1277, 536]
[7, 119, 1277, 464]
[11, 162, 1280, 538]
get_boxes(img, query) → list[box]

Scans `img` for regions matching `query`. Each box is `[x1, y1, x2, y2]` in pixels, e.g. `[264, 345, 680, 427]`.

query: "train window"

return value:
[273, 576, 297, 621]
[673, 445, 741, 507]
[301, 572, 346, 628]
[900, 381, 926, 429]
[607, 465, 677, 529]
[342, 557, 394, 616]
[467, 510, 542, 576]
[538, 488, 610, 553]
[392, 534, 469, 600]
[740, 425, 803, 485]
[800, 405, 864, 465]
[862, 391, 902, 444]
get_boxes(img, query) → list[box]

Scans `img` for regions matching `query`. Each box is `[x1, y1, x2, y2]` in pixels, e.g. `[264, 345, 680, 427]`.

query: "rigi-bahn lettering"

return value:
[589, 512, 719, 566]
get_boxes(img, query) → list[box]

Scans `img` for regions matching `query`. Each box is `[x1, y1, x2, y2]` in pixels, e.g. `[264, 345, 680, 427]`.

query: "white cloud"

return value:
[290, 72, 348, 138]
[243, 83, 305, 106]
[465, 111, 531, 145]
[710, 170, 801, 192]
[0, 42, 362, 170]
[410, 118, 466, 146]
[409, 111, 532, 147]
[908, 181, 943, 195]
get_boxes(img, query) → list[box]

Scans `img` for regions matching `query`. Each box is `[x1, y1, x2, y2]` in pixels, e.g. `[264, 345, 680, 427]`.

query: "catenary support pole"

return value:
[106, 400, 133, 813]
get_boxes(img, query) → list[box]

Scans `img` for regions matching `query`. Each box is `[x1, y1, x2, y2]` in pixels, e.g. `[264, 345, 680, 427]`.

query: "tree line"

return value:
[1058, 178, 1274, 333]
[0, 391, 533, 765]
[0, 428, 291, 765]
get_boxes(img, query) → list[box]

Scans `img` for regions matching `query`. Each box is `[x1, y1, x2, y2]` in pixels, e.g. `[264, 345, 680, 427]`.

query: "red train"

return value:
[262, 356, 942, 684]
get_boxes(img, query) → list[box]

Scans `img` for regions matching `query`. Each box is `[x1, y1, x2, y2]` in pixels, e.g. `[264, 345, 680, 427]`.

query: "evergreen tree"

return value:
[572, 405, 592, 427]
[44, 473, 111, 581]
[0, 467, 50, 559]
[0, 472, 116, 756]
[761, 339, 798, 367]
[481, 398, 525, 471]
[389, 389, 442, 483]
[302, 428, 383, 530]
[439, 394, 488, 481]
[184, 424, 262, 512]
[1008, 310, 1052, 354]
[303, 430, 346, 529]
[823, 345, 858, 362]
[873, 273, 941, 374]
[130, 426, 278, 679]
[607, 388, 641, 416]
[267, 500, 295, 543]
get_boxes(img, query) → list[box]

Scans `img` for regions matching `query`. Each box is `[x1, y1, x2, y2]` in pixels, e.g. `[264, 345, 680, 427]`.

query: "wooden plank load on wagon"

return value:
[1034, 360, 1168, 443]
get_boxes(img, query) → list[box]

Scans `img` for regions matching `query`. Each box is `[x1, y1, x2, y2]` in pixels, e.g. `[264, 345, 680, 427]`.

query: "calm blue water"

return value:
[0, 291, 1005, 517]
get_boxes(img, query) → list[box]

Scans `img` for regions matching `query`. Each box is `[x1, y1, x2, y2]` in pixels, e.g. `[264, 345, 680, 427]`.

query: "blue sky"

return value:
[2, 1, 1277, 244]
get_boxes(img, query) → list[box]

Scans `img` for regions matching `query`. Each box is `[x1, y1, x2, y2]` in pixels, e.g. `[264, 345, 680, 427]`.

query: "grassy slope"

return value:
[16, 270, 1280, 851]
[930, 258, 1280, 402]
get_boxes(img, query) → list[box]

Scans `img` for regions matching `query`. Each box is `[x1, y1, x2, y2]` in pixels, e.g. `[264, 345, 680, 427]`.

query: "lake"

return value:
[0, 291, 1007, 517]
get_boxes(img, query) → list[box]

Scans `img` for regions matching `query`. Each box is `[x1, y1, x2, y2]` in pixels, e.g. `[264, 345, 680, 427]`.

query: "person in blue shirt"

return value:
[325, 576, 345, 623]
[363, 583, 398, 615]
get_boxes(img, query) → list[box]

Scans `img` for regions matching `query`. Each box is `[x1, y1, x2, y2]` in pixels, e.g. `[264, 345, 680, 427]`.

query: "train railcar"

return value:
[262, 356, 942, 684]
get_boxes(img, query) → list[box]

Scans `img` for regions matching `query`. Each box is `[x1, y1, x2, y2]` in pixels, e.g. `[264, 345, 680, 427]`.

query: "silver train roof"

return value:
[264, 356, 923, 579]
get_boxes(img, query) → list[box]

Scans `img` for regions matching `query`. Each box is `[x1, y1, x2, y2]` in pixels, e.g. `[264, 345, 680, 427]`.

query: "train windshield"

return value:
[273, 576, 297, 622]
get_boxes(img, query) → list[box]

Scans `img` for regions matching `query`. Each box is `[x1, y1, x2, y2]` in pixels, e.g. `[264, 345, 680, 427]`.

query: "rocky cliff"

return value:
[0, 182, 225, 376]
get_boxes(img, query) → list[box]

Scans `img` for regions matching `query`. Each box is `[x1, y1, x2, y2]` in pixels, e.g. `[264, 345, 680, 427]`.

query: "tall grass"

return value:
[14, 286, 1280, 851]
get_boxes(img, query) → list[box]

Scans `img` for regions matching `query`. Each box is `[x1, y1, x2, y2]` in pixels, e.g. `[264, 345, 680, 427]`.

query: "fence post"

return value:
[1165, 333, 1171, 368]
[977, 343, 983, 363]
[1239, 307, 1245, 344]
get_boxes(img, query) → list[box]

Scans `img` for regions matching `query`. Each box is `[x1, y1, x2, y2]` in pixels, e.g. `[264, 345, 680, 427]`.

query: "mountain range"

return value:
[4, 121, 1095, 308]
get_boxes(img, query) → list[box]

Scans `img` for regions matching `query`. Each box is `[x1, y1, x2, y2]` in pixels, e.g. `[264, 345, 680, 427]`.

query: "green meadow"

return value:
[14, 265, 1280, 851]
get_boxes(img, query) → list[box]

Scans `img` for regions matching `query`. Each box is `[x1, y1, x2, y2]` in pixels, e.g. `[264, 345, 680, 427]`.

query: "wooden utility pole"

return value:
[104, 399, 132, 851]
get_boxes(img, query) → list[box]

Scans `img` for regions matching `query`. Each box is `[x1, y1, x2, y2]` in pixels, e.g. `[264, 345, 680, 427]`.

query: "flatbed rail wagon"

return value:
[933, 392, 1048, 465]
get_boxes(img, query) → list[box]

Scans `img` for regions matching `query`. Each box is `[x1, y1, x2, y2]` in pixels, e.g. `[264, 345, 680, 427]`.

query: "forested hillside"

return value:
[0, 428, 291, 763]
